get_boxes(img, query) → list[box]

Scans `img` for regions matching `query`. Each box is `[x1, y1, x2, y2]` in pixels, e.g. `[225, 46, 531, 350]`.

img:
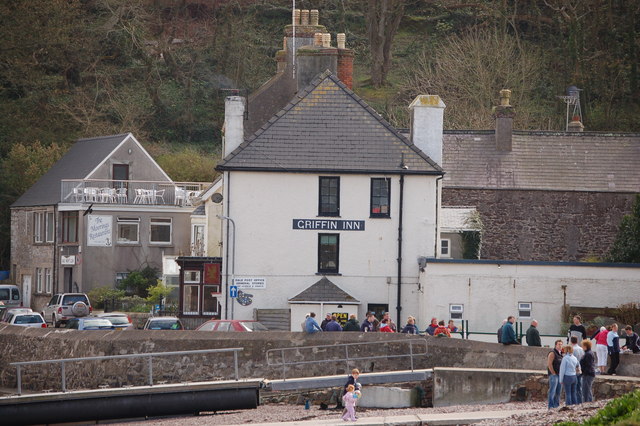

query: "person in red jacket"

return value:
[593, 326, 609, 374]
[433, 320, 451, 337]
[379, 318, 395, 332]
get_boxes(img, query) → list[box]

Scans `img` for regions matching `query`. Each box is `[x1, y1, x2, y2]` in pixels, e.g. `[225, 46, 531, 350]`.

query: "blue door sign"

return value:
[230, 285, 238, 298]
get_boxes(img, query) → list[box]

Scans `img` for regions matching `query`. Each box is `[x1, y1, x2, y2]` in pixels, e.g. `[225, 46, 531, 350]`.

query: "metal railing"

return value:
[11, 347, 243, 395]
[266, 339, 428, 381]
[60, 179, 208, 207]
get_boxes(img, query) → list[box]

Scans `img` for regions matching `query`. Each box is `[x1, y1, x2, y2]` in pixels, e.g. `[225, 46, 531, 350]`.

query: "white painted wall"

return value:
[420, 260, 640, 338]
[220, 171, 439, 329]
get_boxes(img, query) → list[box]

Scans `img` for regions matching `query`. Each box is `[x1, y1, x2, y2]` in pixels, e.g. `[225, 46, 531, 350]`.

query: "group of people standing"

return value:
[303, 311, 459, 336]
[544, 315, 640, 409]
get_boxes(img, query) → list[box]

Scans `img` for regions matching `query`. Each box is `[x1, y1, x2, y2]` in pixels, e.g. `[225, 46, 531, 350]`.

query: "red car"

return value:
[196, 320, 268, 332]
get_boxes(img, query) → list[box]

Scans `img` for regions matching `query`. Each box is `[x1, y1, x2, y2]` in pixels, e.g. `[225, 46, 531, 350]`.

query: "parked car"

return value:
[142, 316, 184, 330]
[195, 320, 268, 332]
[41, 293, 92, 328]
[65, 317, 115, 330]
[96, 312, 134, 330]
[7, 312, 47, 328]
[0, 285, 22, 309]
[1, 307, 33, 322]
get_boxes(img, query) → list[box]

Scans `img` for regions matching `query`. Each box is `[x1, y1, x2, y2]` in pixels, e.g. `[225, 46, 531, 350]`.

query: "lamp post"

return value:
[217, 215, 236, 319]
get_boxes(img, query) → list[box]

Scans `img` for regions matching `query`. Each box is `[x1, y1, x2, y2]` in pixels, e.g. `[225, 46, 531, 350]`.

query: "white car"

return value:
[1, 307, 33, 323]
[8, 312, 47, 328]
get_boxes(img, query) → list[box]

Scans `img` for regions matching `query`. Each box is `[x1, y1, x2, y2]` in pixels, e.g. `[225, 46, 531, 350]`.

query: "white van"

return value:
[0, 285, 22, 310]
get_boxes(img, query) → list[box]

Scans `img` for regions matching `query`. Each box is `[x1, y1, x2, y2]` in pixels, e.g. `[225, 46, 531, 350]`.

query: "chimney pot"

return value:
[314, 33, 323, 47]
[310, 10, 319, 26]
[568, 118, 584, 132]
[322, 33, 331, 48]
[493, 89, 515, 151]
[500, 89, 511, 106]
[301, 10, 309, 25]
[337, 33, 346, 49]
[293, 9, 300, 25]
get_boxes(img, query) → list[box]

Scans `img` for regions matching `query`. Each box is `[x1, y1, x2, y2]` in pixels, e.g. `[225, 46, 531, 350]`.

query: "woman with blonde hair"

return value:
[559, 345, 580, 405]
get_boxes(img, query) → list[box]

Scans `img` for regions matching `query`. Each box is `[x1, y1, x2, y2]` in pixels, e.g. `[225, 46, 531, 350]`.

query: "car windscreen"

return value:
[0, 289, 9, 300]
[196, 322, 216, 331]
[14, 315, 44, 324]
[148, 320, 182, 330]
[62, 295, 89, 305]
[243, 322, 269, 331]
[81, 319, 113, 329]
[104, 317, 129, 325]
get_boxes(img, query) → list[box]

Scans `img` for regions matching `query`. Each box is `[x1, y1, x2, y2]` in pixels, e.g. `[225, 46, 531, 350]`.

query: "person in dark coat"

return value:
[623, 325, 640, 353]
[580, 339, 596, 402]
[526, 320, 542, 346]
[360, 312, 375, 332]
[320, 313, 332, 331]
[501, 316, 519, 345]
[425, 317, 438, 336]
[342, 315, 360, 331]
[325, 315, 342, 332]
[401, 316, 419, 334]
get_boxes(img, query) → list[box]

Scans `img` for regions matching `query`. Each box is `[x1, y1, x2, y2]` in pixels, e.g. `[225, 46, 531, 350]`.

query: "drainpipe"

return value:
[396, 174, 405, 327]
[223, 173, 231, 320]
[433, 175, 443, 257]
[52, 206, 58, 295]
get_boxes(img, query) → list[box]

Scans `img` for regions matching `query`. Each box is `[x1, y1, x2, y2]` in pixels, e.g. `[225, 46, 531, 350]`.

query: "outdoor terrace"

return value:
[60, 179, 208, 207]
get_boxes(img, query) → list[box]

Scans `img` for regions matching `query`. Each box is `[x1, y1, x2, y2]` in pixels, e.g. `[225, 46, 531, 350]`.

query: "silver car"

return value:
[41, 293, 92, 328]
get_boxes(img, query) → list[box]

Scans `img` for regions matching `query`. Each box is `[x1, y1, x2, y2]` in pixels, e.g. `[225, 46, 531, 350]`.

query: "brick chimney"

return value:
[408, 95, 446, 166]
[224, 96, 245, 158]
[492, 89, 515, 151]
[337, 33, 354, 89]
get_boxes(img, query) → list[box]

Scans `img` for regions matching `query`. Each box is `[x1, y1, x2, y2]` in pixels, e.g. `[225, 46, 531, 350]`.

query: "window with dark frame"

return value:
[61, 211, 78, 243]
[318, 177, 340, 216]
[113, 164, 129, 187]
[370, 178, 391, 217]
[150, 217, 172, 244]
[318, 233, 339, 274]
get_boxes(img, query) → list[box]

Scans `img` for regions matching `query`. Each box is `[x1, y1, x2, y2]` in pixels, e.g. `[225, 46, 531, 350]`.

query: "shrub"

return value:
[87, 286, 126, 310]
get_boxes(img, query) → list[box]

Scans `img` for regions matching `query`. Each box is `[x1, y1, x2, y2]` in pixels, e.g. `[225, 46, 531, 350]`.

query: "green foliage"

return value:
[118, 266, 159, 298]
[555, 389, 640, 425]
[87, 286, 126, 310]
[607, 195, 640, 263]
[155, 146, 220, 183]
[461, 231, 482, 260]
[146, 280, 173, 305]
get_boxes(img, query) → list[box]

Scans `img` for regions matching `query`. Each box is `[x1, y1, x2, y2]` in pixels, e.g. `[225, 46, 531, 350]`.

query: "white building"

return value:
[216, 71, 445, 329]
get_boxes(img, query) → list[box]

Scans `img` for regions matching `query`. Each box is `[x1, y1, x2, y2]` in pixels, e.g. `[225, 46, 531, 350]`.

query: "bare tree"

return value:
[402, 28, 556, 130]
[364, 0, 405, 87]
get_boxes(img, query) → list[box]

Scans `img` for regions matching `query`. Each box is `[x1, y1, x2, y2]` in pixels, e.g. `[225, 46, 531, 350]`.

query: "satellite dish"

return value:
[211, 193, 223, 204]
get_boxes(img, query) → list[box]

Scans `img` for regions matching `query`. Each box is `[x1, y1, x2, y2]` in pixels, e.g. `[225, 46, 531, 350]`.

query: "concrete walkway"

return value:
[227, 409, 544, 425]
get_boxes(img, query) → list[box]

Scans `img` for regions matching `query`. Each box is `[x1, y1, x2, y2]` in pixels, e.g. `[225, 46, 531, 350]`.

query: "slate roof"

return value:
[289, 276, 360, 303]
[217, 71, 443, 175]
[12, 134, 132, 207]
[441, 131, 640, 192]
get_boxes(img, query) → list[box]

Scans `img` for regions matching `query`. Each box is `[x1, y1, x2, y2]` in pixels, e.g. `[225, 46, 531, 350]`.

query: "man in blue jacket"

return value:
[502, 316, 519, 345]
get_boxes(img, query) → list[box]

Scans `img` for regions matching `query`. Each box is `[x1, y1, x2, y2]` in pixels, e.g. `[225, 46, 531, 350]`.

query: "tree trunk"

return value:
[365, 0, 405, 87]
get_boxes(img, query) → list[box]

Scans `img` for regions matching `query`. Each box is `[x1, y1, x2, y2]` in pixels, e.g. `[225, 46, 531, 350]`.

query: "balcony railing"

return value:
[60, 179, 209, 207]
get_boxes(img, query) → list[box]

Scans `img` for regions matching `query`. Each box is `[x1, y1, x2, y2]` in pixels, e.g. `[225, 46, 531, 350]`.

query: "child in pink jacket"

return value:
[341, 384, 360, 421]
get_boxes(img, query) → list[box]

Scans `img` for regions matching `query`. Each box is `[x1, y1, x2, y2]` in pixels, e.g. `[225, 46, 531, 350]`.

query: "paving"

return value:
[225, 409, 544, 425]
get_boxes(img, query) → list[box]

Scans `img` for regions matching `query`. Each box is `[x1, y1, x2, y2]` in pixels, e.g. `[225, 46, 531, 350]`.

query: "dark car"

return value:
[195, 320, 268, 332]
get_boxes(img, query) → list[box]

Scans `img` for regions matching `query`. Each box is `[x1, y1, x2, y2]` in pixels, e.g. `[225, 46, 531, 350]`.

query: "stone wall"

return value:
[2, 325, 639, 393]
[442, 189, 635, 261]
[515, 374, 640, 402]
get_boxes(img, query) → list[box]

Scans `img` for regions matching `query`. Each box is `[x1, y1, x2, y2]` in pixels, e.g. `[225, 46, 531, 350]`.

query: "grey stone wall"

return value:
[442, 189, 635, 261]
[2, 325, 639, 393]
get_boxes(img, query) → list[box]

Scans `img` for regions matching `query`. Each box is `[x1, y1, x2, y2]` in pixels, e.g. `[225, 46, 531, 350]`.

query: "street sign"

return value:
[230, 285, 238, 298]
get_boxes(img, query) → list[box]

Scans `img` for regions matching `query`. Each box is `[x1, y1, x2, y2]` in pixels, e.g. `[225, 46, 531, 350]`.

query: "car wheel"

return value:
[53, 315, 59, 328]
[71, 301, 89, 317]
